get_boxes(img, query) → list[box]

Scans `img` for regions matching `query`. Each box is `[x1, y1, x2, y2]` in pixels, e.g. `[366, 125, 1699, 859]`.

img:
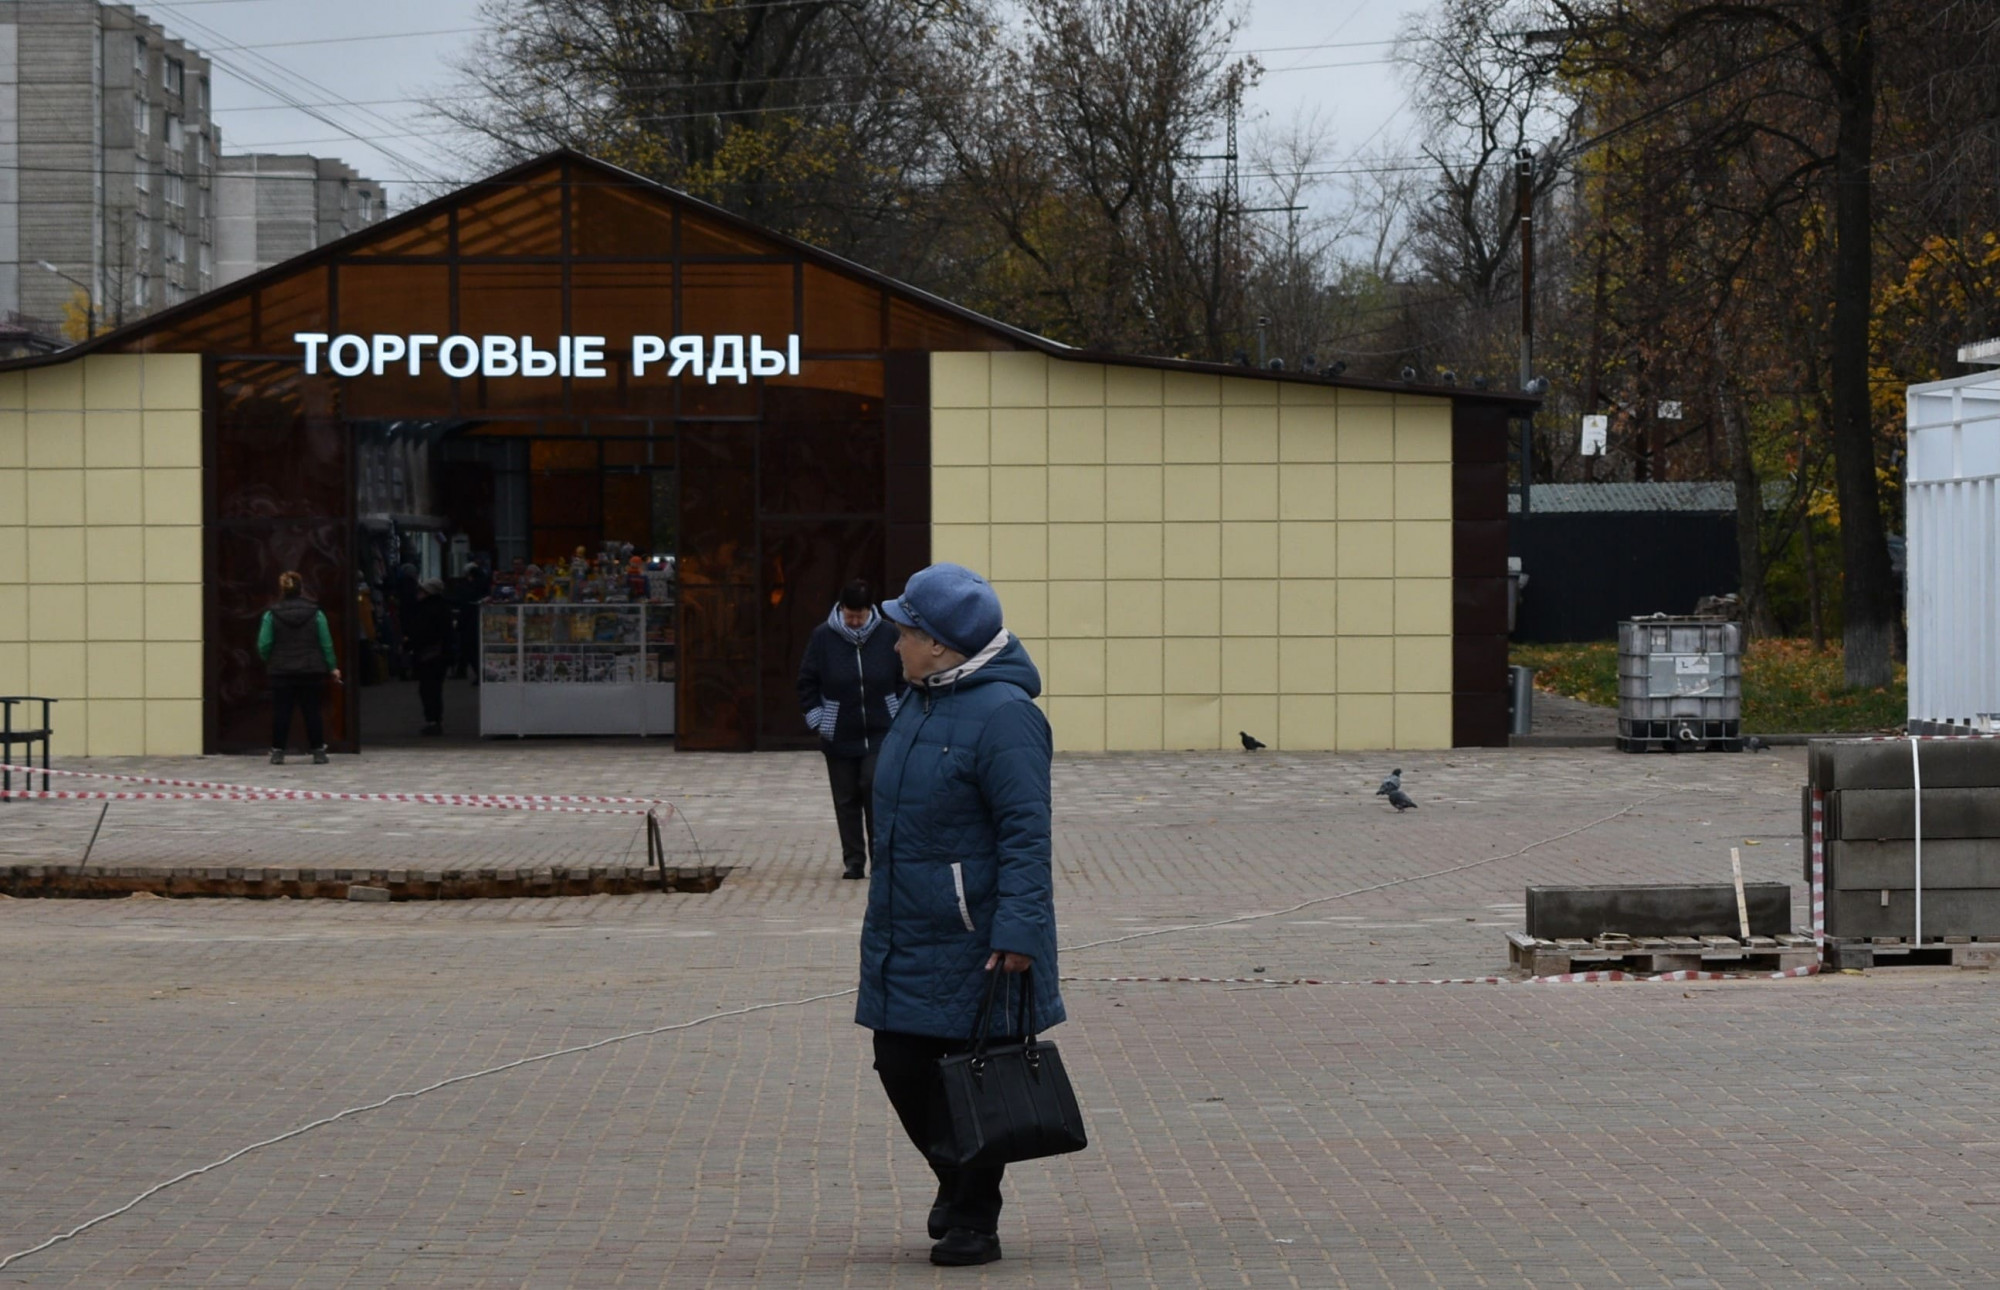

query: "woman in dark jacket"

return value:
[858, 562, 1063, 1268]
[257, 571, 341, 764]
[797, 579, 905, 879]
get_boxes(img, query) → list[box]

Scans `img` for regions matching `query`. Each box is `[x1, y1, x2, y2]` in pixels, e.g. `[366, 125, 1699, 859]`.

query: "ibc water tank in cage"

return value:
[1617, 618, 1742, 752]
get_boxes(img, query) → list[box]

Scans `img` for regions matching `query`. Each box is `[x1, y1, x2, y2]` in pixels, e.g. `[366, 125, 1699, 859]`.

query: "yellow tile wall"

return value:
[0, 354, 204, 755]
[930, 353, 1457, 751]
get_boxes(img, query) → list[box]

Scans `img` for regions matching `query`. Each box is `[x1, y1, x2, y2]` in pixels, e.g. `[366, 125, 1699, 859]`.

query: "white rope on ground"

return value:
[0, 783, 1712, 1270]
[0, 988, 857, 1272]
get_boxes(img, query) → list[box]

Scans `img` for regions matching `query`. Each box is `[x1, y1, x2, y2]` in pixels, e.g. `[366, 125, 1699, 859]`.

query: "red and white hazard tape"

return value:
[1063, 965, 1820, 988]
[1810, 786, 1827, 946]
[1062, 974, 1509, 987]
[0, 765, 674, 818]
[0, 763, 670, 807]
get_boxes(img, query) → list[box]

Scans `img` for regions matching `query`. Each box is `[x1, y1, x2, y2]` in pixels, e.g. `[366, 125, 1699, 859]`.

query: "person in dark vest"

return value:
[796, 579, 905, 879]
[406, 578, 454, 736]
[257, 571, 341, 765]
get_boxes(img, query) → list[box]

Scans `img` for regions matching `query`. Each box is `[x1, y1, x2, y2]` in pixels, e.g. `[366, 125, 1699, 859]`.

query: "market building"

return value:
[0, 151, 1532, 757]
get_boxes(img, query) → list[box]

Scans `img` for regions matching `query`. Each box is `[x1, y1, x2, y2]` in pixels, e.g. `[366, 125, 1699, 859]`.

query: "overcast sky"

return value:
[149, 0, 1429, 217]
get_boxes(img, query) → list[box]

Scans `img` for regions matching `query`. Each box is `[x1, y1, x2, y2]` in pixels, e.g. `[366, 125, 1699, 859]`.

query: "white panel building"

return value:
[1904, 344, 2000, 733]
[215, 154, 385, 285]
[0, 0, 219, 348]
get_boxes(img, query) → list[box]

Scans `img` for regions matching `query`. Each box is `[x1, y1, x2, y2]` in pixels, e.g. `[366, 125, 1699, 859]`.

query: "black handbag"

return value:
[928, 968, 1088, 1169]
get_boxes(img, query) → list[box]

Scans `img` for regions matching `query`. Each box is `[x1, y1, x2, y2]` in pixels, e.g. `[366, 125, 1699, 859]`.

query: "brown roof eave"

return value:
[0, 147, 1544, 412]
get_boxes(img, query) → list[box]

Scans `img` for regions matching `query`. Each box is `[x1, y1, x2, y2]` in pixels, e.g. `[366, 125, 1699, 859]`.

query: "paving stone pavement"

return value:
[4, 744, 1999, 1287]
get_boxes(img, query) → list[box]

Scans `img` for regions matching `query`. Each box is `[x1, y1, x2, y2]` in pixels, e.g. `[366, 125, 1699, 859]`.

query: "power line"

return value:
[148, 1, 459, 184]
[199, 26, 483, 54]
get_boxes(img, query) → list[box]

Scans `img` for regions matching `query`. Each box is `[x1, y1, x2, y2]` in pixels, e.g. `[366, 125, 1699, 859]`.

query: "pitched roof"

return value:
[0, 149, 1537, 408]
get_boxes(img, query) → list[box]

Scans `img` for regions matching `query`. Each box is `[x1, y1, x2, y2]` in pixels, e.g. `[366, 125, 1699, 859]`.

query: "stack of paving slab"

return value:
[1508, 882, 1812, 976]
[1809, 736, 2000, 967]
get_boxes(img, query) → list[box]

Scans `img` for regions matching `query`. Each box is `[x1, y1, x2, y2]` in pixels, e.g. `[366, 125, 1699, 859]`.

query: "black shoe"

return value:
[928, 1203, 949, 1241]
[930, 1228, 1001, 1267]
[270, 749, 285, 765]
[841, 866, 865, 880]
[311, 747, 329, 765]
[420, 723, 443, 737]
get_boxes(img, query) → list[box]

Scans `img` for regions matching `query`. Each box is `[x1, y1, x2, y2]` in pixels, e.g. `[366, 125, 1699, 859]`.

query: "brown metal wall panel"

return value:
[1452, 399, 1515, 748]
[1453, 519, 1508, 579]
[883, 350, 932, 596]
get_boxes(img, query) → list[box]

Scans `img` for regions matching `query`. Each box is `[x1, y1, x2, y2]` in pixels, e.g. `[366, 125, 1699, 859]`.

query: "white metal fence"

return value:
[1905, 371, 2000, 730]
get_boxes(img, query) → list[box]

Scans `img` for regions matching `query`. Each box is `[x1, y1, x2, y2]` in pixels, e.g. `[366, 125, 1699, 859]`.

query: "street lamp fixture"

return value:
[35, 261, 95, 341]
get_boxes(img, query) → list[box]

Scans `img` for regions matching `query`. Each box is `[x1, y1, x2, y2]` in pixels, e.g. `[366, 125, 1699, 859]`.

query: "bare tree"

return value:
[922, 0, 1259, 356]
[433, 0, 980, 268]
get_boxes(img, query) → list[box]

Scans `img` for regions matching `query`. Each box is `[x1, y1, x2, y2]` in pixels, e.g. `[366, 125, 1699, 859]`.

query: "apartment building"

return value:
[0, 0, 217, 348]
[215, 154, 385, 284]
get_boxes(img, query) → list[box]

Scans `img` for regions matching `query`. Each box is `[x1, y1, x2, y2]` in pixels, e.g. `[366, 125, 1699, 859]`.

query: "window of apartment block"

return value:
[135, 218, 151, 251]
[165, 58, 184, 96]
[133, 37, 147, 77]
[134, 162, 151, 193]
[165, 115, 184, 152]
[198, 243, 212, 278]
[133, 274, 149, 308]
[195, 132, 209, 169]
[165, 172, 185, 209]
[166, 227, 186, 264]
[360, 191, 376, 221]
[133, 98, 149, 136]
[197, 77, 209, 112]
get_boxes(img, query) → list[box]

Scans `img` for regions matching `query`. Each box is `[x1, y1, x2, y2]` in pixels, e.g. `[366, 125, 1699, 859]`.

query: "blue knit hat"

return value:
[881, 563, 1004, 656]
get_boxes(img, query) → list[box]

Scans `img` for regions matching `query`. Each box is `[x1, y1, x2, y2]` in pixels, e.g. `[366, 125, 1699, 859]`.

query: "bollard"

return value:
[1507, 665, 1534, 736]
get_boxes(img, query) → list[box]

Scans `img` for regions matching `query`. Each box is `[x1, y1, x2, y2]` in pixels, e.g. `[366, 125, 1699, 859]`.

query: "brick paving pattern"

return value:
[3, 744, 1997, 1286]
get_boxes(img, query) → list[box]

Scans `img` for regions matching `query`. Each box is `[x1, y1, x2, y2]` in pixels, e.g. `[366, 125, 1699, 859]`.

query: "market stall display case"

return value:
[479, 604, 676, 736]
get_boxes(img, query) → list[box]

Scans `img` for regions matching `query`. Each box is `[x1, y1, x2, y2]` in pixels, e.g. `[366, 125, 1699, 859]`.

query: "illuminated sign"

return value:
[293, 332, 803, 384]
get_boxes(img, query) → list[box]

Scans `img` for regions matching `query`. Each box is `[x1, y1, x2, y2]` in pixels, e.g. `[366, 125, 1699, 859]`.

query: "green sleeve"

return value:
[256, 611, 275, 662]
[315, 612, 337, 669]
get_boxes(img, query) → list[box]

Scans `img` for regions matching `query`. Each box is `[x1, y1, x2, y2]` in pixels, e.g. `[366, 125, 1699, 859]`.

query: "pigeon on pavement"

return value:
[1375, 769, 1403, 796]
[1240, 731, 1267, 751]
[1386, 787, 1419, 812]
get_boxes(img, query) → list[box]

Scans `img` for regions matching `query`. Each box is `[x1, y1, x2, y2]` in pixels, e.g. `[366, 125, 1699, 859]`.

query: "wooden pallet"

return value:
[1508, 931, 1818, 977]
[1826, 937, 2000, 971]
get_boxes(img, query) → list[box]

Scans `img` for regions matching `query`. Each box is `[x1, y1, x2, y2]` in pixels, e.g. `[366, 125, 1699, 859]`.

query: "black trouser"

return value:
[270, 677, 325, 751]
[872, 1030, 1005, 1235]
[824, 749, 878, 872]
[417, 659, 448, 724]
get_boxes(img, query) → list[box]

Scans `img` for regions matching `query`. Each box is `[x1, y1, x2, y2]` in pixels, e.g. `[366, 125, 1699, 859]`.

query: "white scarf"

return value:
[917, 629, 1012, 689]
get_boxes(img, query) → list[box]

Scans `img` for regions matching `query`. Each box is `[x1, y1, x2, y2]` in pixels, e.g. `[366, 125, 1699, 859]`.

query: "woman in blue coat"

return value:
[859, 562, 1065, 1268]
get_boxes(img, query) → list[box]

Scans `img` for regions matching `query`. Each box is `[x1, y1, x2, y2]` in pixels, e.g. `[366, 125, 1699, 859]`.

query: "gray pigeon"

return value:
[1386, 787, 1418, 812]
[1375, 769, 1403, 796]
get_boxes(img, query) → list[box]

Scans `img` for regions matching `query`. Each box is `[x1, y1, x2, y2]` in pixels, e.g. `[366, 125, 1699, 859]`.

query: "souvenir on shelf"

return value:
[483, 650, 520, 684]
[482, 611, 518, 645]
[523, 611, 553, 644]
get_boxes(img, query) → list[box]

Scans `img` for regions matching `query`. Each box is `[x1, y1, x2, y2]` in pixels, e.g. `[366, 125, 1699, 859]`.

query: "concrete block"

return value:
[1525, 882, 1791, 939]
[1829, 839, 2000, 889]
[1829, 788, 2000, 840]
[347, 885, 392, 902]
[1809, 737, 2000, 791]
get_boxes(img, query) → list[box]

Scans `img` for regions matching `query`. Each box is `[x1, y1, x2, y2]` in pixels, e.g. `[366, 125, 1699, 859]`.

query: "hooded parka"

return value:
[856, 632, 1065, 1039]
[796, 603, 904, 758]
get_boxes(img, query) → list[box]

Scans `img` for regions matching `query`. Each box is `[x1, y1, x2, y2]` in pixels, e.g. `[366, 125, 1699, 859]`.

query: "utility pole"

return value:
[1516, 146, 1534, 388]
